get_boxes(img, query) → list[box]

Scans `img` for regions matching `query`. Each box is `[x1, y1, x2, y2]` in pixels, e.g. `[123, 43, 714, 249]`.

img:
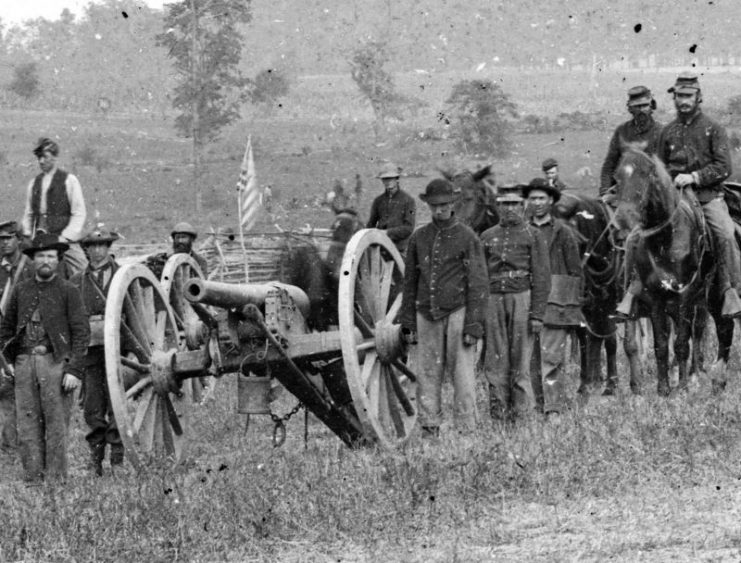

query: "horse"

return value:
[613, 146, 734, 395]
[440, 165, 499, 235]
[555, 192, 644, 395]
[283, 208, 363, 331]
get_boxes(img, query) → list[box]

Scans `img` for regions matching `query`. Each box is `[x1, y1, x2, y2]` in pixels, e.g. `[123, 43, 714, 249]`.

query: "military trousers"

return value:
[531, 327, 570, 414]
[83, 348, 122, 451]
[485, 291, 535, 420]
[14, 353, 73, 481]
[0, 373, 16, 450]
[702, 196, 741, 293]
[415, 308, 477, 431]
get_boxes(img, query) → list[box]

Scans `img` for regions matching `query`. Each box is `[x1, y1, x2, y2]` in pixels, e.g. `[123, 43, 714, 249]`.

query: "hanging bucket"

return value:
[237, 372, 272, 414]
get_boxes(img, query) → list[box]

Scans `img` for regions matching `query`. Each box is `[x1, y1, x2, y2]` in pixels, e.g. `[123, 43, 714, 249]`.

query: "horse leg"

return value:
[711, 309, 734, 394]
[690, 303, 708, 378]
[652, 311, 671, 397]
[604, 327, 618, 394]
[574, 327, 590, 399]
[622, 319, 643, 395]
[672, 306, 692, 393]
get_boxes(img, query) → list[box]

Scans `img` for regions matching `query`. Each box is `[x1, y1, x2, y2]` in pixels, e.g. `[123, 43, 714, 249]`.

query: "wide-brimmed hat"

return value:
[668, 71, 700, 94]
[80, 228, 120, 246]
[626, 85, 654, 107]
[377, 162, 401, 179]
[496, 184, 525, 203]
[22, 232, 69, 257]
[0, 221, 19, 237]
[419, 179, 460, 204]
[522, 177, 561, 203]
[171, 222, 197, 238]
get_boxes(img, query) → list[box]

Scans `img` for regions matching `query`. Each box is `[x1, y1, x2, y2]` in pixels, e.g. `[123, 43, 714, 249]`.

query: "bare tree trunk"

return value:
[191, 0, 202, 215]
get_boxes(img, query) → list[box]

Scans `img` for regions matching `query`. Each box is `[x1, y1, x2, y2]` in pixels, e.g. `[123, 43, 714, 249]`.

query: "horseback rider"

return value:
[617, 72, 741, 318]
[367, 162, 416, 256]
[600, 86, 664, 197]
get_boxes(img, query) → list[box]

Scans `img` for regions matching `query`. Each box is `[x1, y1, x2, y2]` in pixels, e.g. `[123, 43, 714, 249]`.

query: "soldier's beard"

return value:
[634, 112, 653, 131]
[36, 264, 56, 280]
[499, 210, 523, 226]
[173, 242, 191, 254]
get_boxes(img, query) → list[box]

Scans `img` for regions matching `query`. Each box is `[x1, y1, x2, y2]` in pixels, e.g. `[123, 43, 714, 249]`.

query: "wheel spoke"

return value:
[360, 350, 378, 387]
[123, 293, 153, 356]
[377, 258, 394, 318]
[384, 293, 403, 324]
[386, 364, 415, 416]
[120, 355, 150, 374]
[382, 366, 406, 437]
[141, 284, 156, 342]
[153, 310, 169, 350]
[126, 375, 153, 399]
[133, 389, 157, 452]
[121, 320, 151, 363]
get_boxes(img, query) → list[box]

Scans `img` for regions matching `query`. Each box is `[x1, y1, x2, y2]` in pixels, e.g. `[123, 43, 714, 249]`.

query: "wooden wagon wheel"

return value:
[105, 264, 191, 469]
[160, 254, 215, 403]
[338, 229, 418, 447]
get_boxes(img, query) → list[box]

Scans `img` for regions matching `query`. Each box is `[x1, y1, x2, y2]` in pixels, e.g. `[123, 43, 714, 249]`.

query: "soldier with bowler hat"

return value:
[70, 227, 123, 475]
[481, 185, 550, 422]
[0, 221, 34, 453]
[367, 162, 416, 255]
[22, 137, 88, 276]
[0, 233, 90, 482]
[600, 86, 664, 196]
[400, 179, 488, 437]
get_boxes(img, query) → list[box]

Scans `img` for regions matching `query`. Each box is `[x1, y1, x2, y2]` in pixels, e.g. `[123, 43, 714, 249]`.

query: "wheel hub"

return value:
[151, 349, 178, 397]
[374, 319, 403, 364]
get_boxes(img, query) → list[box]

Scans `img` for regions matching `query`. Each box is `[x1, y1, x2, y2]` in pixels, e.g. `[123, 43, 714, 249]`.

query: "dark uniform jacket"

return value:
[401, 217, 488, 338]
[600, 118, 663, 194]
[480, 220, 550, 322]
[70, 258, 119, 366]
[367, 190, 416, 253]
[530, 216, 585, 327]
[0, 253, 34, 315]
[658, 110, 731, 204]
[0, 275, 90, 376]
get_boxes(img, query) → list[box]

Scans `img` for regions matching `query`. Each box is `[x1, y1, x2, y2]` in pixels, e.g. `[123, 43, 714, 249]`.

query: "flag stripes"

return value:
[237, 136, 261, 233]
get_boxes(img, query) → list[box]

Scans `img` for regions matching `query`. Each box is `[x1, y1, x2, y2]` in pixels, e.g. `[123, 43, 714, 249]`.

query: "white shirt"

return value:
[22, 166, 87, 242]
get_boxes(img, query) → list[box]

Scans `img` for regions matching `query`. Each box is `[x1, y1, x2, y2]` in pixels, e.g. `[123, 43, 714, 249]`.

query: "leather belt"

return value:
[490, 270, 530, 280]
[21, 345, 50, 355]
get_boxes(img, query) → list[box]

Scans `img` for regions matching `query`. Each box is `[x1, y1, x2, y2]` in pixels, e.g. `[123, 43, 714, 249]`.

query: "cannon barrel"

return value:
[184, 278, 311, 318]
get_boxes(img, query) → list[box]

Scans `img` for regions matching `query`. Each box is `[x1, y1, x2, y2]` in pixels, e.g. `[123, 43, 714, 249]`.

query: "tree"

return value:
[8, 62, 41, 100]
[445, 79, 518, 157]
[349, 41, 401, 138]
[157, 0, 252, 212]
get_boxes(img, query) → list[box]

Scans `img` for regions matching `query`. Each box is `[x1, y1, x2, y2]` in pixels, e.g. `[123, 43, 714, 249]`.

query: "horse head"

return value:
[614, 144, 676, 236]
[441, 165, 499, 235]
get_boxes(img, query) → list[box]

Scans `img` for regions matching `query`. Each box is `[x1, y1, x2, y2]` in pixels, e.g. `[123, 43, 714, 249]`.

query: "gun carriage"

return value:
[104, 229, 418, 468]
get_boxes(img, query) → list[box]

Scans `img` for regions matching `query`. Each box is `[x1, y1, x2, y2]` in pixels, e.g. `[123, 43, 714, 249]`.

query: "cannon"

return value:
[104, 229, 418, 468]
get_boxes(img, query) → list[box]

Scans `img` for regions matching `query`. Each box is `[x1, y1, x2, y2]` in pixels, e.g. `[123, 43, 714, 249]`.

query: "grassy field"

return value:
[2, 70, 741, 561]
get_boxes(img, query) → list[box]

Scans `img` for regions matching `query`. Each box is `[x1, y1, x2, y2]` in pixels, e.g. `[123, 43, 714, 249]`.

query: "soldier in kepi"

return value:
[21, 137, 88, 276]
[0, 221, 34, 453]
[70, 228, 123, 476]
[0, 233, 89, 482]
[599, 86, 664, 197]
[366, 162, 416, 256]
[617, 72, 741, 318]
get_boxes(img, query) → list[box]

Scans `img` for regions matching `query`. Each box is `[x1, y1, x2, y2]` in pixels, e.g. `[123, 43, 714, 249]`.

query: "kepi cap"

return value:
[0, 221, 19, 237]
[668, 71, 700, 94]
[541, 158, 558, 172]
[496, 184, 525, 203]
[627, 85, 653, 107]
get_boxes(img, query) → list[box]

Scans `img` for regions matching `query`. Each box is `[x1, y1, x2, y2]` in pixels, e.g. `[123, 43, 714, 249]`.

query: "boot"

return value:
[110, 443, 124, 466]
[721, 288, 741, 317]
[615, 280, 644, 320]
[89, 445, 105, 477]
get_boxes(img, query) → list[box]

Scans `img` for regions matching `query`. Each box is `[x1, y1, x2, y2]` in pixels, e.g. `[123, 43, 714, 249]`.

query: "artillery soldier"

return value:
[617, 72, 741, 318]
[400, 179, 488, 437]
[0, 233, 89, 482]
[542, 158, 568, 192]
[70, 228, 123, 475]
[0, 221, 34, 453]
[22, 138, 88, 276]
[367, 162, 416, 255]
[525, 179, 584, 414]
[171, 222, 208, 275]
[481, 185, 550, 422]
[600, 86, 663, 196]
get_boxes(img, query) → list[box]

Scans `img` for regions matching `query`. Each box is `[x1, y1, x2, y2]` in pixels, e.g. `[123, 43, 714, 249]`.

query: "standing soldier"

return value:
[617, 72, 741, 318]
[400, 179, 488, 437]
[525, 178, 584, 415]
[367, 162, 416, 256]
[0, 233, 89, 482]
[599, 86, 664, 196]
[481, 185, 550, 422]
[0, 221, 34, 453]
[70, 228, 123, 476]
[171, 222, 208, 276]
[541, 158, 568, 192]
[21, 137, 88, 275]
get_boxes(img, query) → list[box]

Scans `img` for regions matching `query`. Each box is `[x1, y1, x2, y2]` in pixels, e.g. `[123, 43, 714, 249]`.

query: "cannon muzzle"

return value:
[184, 278, 311, 318]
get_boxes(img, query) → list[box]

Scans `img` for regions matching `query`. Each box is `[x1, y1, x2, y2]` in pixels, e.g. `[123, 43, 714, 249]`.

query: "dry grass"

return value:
[2, 71, 741, 561]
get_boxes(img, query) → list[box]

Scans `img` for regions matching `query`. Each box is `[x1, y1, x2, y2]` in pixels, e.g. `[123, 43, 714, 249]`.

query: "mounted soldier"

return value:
[367, 162, 416, 256]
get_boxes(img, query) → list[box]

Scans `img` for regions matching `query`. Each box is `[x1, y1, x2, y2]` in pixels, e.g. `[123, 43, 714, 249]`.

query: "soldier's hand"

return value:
[674, 173, 695, 188]
[1, 365, 14, 380]
[402, 328, 418, 345]
[62, 373, 81, 393]
[529, 319, 543, 335]
[462, 334, 477, 347]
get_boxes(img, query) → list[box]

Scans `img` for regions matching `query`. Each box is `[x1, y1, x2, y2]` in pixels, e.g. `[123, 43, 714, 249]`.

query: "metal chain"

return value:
[270, 401, 303, 448]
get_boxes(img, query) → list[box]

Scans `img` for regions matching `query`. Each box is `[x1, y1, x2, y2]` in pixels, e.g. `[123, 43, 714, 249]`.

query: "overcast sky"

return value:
[3, 0, 165, 26]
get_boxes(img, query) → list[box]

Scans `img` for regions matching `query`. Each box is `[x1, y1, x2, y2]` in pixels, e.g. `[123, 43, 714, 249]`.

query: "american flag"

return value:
[236, 136, 261, 233]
